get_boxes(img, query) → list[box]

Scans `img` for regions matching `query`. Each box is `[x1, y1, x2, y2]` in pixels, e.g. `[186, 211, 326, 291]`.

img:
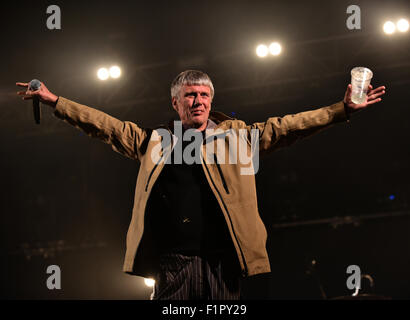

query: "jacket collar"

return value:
[209, 111, 234, 124]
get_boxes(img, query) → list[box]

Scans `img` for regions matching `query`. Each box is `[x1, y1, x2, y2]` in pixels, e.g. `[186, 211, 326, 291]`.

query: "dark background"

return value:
[0, 0, 409, 299]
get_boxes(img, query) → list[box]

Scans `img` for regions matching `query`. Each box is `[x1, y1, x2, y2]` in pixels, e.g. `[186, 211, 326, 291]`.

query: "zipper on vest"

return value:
[203, 157, 248, 277]
[214, 154, 230, 194]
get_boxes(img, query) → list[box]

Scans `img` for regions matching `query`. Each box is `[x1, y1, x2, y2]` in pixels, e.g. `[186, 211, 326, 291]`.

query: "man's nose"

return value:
[192, 94, 202, 106]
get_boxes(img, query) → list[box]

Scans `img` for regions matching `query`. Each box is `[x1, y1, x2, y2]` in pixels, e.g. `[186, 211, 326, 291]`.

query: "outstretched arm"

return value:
[16, 81, 148, 161]
[249, 83, 386, 155]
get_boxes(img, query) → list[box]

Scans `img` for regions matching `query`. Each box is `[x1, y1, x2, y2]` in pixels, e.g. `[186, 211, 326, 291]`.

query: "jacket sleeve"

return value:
[53, 97, 148, 161]
[247, 101, 349, 155]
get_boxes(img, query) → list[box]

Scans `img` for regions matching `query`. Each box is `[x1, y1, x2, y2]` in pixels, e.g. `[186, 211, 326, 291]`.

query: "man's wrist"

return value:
[53, 97, 59, 108]
[343, 101, 351, 122]
[48, 94, 59, 108]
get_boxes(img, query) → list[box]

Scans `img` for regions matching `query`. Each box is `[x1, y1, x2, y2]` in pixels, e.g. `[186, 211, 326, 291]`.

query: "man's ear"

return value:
[171, 97, 178, 112]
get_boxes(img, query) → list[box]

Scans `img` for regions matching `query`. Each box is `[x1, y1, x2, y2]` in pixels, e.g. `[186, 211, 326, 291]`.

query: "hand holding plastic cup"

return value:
[350, 67, 373, 104]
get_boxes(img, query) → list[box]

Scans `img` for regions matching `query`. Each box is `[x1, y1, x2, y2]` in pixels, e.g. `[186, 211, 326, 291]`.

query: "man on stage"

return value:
[16, 70, 385, 299]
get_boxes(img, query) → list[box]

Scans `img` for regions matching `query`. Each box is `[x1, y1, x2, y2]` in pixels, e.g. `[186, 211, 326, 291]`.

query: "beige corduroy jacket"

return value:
[53, 97, 349, 278]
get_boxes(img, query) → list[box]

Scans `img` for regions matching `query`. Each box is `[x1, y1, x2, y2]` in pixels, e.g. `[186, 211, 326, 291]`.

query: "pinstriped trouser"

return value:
[151, 253, 241, 300]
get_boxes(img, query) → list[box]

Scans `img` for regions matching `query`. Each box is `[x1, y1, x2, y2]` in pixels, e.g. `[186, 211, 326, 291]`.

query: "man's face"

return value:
[172, 85, 212, 130]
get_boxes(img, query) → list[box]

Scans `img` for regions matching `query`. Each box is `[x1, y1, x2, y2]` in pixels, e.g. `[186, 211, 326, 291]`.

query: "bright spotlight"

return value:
[109, 66, 121, 79]
[144, 278, 155, 287]
[256, 44, 268, 58]
[97, 68, 109, 80]
[397, 18, 409, 32]
[383, 21, 396, 34]
[269, 42, 282, 56]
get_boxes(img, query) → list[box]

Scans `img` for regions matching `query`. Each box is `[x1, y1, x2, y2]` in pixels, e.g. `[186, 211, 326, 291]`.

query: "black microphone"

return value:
[29, 79, 41, 125]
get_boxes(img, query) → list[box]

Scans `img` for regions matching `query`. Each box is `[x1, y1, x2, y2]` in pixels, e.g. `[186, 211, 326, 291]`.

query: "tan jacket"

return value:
[53, 97, 349, 278]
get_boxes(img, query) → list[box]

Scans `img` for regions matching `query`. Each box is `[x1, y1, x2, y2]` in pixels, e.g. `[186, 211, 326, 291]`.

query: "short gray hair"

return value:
[171, 70, 214, 100]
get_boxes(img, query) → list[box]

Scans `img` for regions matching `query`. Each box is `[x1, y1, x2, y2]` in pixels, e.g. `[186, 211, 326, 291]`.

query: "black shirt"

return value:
[145, 130, 233, 256]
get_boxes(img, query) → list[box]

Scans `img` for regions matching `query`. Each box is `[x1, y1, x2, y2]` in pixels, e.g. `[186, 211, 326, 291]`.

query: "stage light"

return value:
[269, 42, 282, 56]
[389, 195, 395, 200]
[144, 278, 155, 287]
[397, 18, 409, 32]
[383, 21, 396, 34]
[109, 66, 121, 78]
[97, 68, 109, 80]
[256, 44, 268, 58]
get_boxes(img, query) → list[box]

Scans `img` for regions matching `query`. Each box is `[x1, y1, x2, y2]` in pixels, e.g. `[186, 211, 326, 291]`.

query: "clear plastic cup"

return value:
[351, 67, 373, 104]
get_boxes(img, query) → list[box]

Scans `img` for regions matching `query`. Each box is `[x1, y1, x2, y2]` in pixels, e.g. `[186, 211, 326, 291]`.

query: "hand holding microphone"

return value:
[16, 80, 59, 124]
